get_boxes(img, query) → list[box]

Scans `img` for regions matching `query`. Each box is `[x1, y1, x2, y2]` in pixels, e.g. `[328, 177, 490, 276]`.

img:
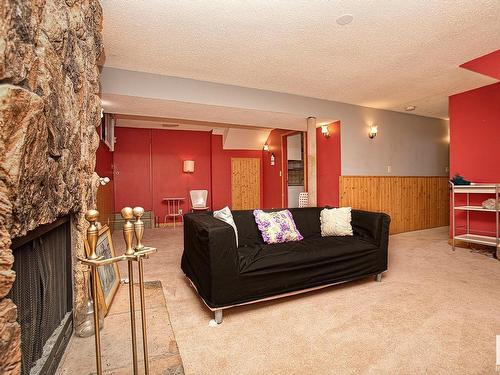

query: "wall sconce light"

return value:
[263, 143, 269, 151]
[368, 125, 378, 139]
[321, 125, 330, 139]
[183, 160, 195, 173]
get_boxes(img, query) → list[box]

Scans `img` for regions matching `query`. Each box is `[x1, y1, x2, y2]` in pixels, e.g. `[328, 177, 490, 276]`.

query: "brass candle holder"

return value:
[78, 207, 157, 375]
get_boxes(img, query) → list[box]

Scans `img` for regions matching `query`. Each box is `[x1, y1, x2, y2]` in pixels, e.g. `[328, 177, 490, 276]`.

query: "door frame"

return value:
[280, 131, 307, 208]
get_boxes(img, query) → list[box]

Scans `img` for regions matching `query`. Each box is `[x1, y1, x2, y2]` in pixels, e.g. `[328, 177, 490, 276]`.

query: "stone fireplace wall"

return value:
[0, 1, 103, 373]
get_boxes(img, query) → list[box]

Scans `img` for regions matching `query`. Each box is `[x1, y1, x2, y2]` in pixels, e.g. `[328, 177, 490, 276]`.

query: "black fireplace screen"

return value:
[8, 217, 72, 375]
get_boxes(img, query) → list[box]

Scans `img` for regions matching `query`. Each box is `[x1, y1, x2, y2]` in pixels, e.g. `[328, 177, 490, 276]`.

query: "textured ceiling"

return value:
[101, 0, 500, 119]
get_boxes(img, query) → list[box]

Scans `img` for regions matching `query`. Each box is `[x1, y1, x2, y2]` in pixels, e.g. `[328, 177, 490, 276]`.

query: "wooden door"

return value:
[231, 158, 260, 210]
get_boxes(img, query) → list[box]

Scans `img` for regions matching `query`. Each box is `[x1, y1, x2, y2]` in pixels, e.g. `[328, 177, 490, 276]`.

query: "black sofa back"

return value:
[232, 207, 385, 247]
[233, 207, 322, 247]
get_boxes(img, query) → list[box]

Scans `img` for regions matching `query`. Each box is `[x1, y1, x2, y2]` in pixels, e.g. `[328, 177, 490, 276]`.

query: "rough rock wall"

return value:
[0, 1, 103, 373]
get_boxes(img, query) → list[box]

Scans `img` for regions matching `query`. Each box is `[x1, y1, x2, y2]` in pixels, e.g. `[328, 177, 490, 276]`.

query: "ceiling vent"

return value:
[336, 14, 354, 26]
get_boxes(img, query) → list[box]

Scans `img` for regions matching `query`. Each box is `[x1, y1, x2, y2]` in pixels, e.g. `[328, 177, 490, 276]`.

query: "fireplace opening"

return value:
[8, 216, 73, 375]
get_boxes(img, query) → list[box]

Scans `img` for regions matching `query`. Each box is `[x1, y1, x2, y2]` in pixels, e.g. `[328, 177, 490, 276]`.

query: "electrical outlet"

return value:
[445, 166, 449, 173]
[387, 165, 392, 173]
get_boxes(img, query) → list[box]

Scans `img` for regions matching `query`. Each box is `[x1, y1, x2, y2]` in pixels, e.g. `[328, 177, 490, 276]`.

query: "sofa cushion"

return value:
[320, 207, 353, 236]
[253, 209, 303, 244]
[238, 235, 378, 275]
[213, 206, 238, 247]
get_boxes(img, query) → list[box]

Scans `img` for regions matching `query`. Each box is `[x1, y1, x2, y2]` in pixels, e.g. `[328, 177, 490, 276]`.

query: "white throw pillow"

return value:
[320, 207, 353, 237]
[213, 206, 239, 247]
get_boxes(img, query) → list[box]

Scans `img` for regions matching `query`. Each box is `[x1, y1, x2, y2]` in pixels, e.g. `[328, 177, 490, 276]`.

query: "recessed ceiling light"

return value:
[336, 14, 354, 26]
[405, 105, 416, 111]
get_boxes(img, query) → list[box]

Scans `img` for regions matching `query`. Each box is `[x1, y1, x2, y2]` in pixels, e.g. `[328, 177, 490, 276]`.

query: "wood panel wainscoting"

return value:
[231, 157, 261, 210]
[96, 181, 115, 232]
[339, 176, 449, 234]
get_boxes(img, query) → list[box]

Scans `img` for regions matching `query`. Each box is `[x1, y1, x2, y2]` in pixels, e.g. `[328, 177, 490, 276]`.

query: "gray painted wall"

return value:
[339, 108, 449, 176]
[101, 67, 450, 176]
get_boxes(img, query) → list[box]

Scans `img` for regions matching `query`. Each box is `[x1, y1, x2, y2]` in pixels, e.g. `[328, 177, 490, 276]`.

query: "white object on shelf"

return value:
[450, 182, 500, 251]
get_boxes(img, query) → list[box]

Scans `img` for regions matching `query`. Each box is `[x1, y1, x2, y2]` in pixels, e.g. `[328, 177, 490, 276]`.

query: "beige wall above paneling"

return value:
[339, 176, 449, 234]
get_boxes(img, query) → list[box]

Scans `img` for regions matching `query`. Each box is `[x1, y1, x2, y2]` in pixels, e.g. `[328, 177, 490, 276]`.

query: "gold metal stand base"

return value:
[79, 207, 157, 375]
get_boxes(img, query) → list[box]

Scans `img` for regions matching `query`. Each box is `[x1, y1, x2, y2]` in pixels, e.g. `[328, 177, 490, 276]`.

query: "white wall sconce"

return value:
[183, 160, 195, 173]
[263, 143, 269, 151]
[321, 124, 330, 139]
[368, 125, 378, 139]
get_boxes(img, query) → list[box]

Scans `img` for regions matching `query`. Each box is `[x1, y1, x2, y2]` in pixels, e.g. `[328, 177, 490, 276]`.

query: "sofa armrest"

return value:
[351, 210, 391, 273]
[182, 213, 239, 305]
[351, 210, 391, 247]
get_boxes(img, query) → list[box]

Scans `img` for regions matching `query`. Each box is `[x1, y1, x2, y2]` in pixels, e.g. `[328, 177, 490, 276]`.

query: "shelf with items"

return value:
[450, 182, 500, 251]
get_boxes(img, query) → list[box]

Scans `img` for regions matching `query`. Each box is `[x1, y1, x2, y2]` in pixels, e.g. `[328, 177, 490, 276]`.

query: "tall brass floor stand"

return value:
[78, 207, 157, 375]
[90, 266, 102, 374]
[127, 260, 139, 374]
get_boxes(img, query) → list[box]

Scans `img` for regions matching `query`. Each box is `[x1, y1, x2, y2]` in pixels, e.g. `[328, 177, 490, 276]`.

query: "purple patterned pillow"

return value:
[253, 209, 303, 244]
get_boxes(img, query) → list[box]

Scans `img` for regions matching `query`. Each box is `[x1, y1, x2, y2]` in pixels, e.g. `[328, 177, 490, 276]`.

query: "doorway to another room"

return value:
[283, 132, 306, 208]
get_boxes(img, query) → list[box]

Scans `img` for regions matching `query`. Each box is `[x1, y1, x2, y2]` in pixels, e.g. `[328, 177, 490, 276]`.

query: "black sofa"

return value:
[181, 207, 390, 323]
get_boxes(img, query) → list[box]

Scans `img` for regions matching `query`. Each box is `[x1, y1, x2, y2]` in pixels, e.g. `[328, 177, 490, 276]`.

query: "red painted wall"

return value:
[210, 134, 263, 210]
[114, 127, 212, 217]
[151, 129, 211, 217]
[449, 82, 500, 236]
[263, 129, 289, 208]
[317, 121, 341, 207]
[95, 139, 113, 178]
[111, 128, 266, 219]
[113, 127, 153, 211]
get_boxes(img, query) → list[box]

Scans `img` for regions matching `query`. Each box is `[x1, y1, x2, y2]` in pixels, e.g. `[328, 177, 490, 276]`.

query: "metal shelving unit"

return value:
[450, 182, 500, 250]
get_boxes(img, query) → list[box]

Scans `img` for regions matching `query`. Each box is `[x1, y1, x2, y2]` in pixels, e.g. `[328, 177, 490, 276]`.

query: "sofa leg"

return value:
[214, 309, 223, 324]
[375, 273, 382, 282]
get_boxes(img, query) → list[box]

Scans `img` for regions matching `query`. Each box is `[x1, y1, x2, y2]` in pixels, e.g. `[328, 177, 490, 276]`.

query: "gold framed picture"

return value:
[84, 224, 120, 315]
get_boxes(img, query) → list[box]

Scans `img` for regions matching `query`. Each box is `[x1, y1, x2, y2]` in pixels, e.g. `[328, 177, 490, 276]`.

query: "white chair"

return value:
[298, 192, 309, 208]
[190, 190, 209, 211]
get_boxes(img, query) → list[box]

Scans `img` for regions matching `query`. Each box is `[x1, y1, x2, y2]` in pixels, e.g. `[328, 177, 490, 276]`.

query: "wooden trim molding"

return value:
[339, 176, 449, 234]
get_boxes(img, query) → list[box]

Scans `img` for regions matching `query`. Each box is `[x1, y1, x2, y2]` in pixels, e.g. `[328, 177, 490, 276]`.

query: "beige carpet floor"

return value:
[113, 226, 499, 374]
